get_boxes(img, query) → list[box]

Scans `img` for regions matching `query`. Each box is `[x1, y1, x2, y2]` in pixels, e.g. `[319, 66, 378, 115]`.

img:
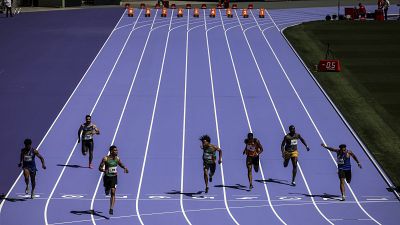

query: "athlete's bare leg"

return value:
[340, 178, 346, 201]
[23, 169, 30, 194]
[30, 172, 36, 198]
[204, 168, 209, 193]
[247, 164, 253, 189]
[110, 188, 116, 214]
[291, 157, 298, 186]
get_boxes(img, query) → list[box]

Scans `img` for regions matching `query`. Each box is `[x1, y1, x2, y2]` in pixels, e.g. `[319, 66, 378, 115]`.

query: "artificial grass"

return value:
[284, 20, 400, 189]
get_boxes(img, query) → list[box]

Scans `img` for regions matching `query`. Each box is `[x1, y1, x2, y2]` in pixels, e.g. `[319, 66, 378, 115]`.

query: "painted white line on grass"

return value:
[203, 9, 240, 225]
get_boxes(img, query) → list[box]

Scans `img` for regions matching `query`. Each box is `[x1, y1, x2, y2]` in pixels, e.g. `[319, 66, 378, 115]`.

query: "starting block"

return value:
[194, 8, 200, 17]
[145, 8, 151, 17]
[161, 7, 167, 17]
[128, 7, 134, 17]
[242, 9, 249, 18]
[177, 8, 184, 17]
[155, 3, 161, 9]
[140, 3, 145, 9]
[210, 8, 216, 17]
[232, 4, 237, 9]
[170, 4, 176, 9]
[201, 4, 207, 9]
[217, 3, 222, 9]
[186, 4, 191, 9]
[226, 8, 233, 18]
[259, 8, 265, 18]
[248, 4, 254, 9]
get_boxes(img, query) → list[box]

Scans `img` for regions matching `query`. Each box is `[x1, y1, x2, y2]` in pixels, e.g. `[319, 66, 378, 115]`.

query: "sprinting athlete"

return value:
[99, 145, 129, 215]
[281, 125, 310, 186]
[78, 115, 100, 168]
[200, 135, 222, 193]
[243, 133, 263, 189]
[18, 139, 46, 199]
[321, 143, 362, 201]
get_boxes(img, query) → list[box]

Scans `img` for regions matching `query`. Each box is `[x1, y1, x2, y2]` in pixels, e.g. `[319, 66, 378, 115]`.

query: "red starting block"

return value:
[226, 8, 233, 18]
[170, 4, 176, 9]
[259, 8, 265, 18]
[217, 3, 222, 9]
[140, 3, 145, 9]
[232, 4, 237, 9]
[177, 8, 184, 17]
[318, 60, 341, 72]
[186, 4, 191, 9]
[194, 8, 200, 17]
[128, 7, 134, 17]
[161, 7, 167, 17]
[201, 4, 207, 9]
[242, 9, 249, 18]
[248, 4, 253, 9]
[210, 8, 216, 17]
[145, 8, 151, 17]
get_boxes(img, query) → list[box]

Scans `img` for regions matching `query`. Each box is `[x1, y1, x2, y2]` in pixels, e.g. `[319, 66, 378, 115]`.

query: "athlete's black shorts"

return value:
[103, 175, 118, 189]
[338, 169, 352, 183]
[246, 156, 259, 172]
[203, 161, 216, 176]
[81, 139, 94, 155]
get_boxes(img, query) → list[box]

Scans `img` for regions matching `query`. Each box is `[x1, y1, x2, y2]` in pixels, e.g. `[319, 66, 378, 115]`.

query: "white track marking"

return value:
[247, 9, 335, 225]
[180, 9, 194, 225]
[0, 8, 127, 215]
[43, 9, 143, 225]
[135, 9, 174, 225]
[203, 9, 240, 225]
[255, 8, 382, 225]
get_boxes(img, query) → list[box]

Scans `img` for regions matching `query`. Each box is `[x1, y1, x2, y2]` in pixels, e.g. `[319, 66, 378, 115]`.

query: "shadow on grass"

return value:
[70, 210, 109, 220]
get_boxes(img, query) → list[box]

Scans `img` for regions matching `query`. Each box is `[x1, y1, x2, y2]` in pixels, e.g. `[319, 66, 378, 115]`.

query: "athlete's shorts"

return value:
[203, 161, 216, 175]
[82, 139, 94, 155]
[23, 167, 37, 175]
[103, 175, 118, 189]
[246, 156, 259, 172]
[338, 169, 352, 183]
[284, 150, 298, 160]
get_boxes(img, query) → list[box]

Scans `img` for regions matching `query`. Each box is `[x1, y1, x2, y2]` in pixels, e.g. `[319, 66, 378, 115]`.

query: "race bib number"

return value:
[290, 139, 298, 146]
[337, 158, 345, 165]
[24, 155, 33, 162]
[204, 154, 212, 160]
[108, 167, 117, 174]
[247, 145, 256, 151]
[83, 134, 93, 140]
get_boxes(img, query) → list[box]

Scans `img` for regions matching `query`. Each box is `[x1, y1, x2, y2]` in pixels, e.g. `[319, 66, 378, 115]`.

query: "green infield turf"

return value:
[284, 20, 400, 189]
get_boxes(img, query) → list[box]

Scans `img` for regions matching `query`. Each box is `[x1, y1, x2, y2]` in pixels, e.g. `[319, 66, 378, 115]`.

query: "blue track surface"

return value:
[1, 6, 399, 225]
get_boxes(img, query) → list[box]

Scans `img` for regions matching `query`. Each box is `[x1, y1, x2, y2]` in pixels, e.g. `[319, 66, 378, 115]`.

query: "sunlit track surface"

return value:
[1, 6, 399, 225]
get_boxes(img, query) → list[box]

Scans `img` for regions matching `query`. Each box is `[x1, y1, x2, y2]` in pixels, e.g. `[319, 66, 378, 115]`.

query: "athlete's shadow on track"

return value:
[255, 178, 292, 186]
[70, 210, 109, 220]
[57, 164, 89, 169]
[291, 193, 341, 200]
[166, 190, 204, 197]
[0, 194, 27, 202]
[214, 184, 250, 192]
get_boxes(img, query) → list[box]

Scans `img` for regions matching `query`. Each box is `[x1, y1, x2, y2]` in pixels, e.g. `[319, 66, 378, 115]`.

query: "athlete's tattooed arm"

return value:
[321, 144, 338, 152]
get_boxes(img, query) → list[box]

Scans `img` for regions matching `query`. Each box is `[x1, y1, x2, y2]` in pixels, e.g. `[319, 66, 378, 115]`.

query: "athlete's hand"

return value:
[321, 143, 327, 148]
[124, 168, 129, 173]
[42, 165, 47, 170]
[218, 160, 222, 164]
[306, 146, 310, 151]
[358, 163, 362, 169]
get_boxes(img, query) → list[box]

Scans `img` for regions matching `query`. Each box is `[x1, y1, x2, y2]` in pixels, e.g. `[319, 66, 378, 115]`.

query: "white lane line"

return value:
[203, 9, 240, 225]
[225, 9, 287, 225]
[43, 9, 143, 225]
[0, 8, 127, 215]
[88, 9, 159, 225]
[260, 8, 382, 225]
[249, 9, 334, 225]
[180, 9, 194, 225]
[135, 9, 174, 225]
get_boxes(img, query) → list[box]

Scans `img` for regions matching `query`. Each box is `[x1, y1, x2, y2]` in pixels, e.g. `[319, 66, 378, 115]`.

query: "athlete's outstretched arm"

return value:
[321, 144, 338, 152]
[118, 159, 129, 173]
[299, 135, 310, 151]
[78, 125, 83, 143]
[350, 151, 362, 168]
[99, 157, 107, 172]
[34, 150, 46, 169]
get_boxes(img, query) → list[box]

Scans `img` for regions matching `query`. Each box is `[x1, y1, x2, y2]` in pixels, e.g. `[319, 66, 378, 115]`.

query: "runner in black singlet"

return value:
[78, 115, 100, 169]
[200, 135, 222, 193]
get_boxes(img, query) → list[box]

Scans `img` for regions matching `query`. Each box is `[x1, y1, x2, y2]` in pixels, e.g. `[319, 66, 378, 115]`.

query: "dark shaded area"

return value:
[256, 178, 291, 186]
[70, 210, 109, 220]
[214, 184, 250, 191]
[166, 190, 204, 197]
[0, 7, 124, 195]
[291, 192, 340, 200]
[56, 164, 89, 168]
[0, 194, 28, 202]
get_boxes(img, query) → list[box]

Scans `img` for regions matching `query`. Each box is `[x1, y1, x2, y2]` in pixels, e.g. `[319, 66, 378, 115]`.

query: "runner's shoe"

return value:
[341, 196, 346, 201]
[89, 163, 93, 169]
[249, 184, 254, 190]
[205, 187, 209, 194]
[291, 181, 296, 186]
[30, 192, 35, 199]
[25, 186, 29, 194]
[105, 188, 110, 196]
[209, 176, 213, 182]
[109, 209, 113, 215]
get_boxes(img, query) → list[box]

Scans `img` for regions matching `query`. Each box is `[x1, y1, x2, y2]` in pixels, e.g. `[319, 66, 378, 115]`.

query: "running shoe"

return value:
[209, 176, 213, 182]
[205, 187, 209, 194]
[291, 181, 296, 186]
[109, 209, 113, 215]
[89, 163, 93, 169]
[249, 184, 254, 189]
[105, 188, 110, 196]
[25, 186, 29, 194]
